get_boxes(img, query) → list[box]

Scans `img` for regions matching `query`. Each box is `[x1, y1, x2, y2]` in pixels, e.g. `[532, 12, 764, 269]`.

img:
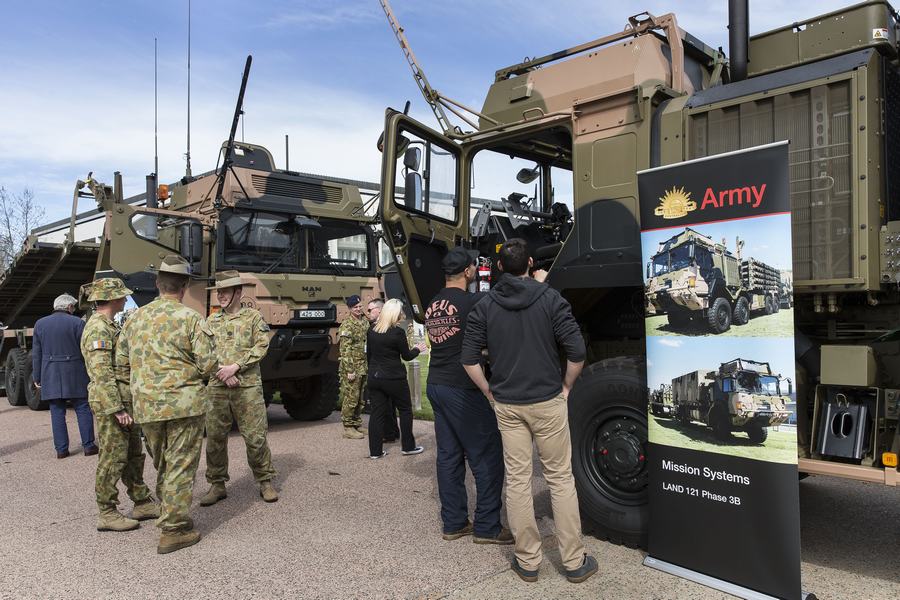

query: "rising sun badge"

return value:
[654, 186, 696, 219]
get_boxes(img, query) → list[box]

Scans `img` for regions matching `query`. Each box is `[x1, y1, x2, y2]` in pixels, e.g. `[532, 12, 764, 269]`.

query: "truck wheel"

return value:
[772, 296, 780, 313]
[5, 349, 27, 406]
[707, 297, 732, 334]
[732, 297, 750, 326]
[764, 296, 775, 315]
[283, 373, 339, 421]
[23, 356, 47, 411]
[711, 405, 732, 441]
[745, 425, 768, 444]
[569, 357, 648, 549]
[678, 405, 691, 426]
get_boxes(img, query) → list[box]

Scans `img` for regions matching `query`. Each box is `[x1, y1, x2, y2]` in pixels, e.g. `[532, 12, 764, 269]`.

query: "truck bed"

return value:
[0, 240, 99, 328]
[741, 258, 780, 291]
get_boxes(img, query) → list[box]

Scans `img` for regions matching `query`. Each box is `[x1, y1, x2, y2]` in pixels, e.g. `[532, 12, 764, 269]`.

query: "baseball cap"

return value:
[442, 247, 478, 275]
[345, 295, 361, 308]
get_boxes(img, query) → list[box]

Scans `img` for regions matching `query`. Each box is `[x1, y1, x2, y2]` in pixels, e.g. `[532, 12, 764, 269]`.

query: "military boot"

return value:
[342, 426, 365, 439]
[157, 529, 201, 554]
[97, 509, 140, 532]
[259, 481, 279, 503]
[131, 499, 160, 521]
[199, 483, 227, 507]
[356, 426, 368, 434]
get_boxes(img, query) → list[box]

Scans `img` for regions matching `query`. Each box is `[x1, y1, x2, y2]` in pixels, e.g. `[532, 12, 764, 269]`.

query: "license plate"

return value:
[297, 310, 326, 318]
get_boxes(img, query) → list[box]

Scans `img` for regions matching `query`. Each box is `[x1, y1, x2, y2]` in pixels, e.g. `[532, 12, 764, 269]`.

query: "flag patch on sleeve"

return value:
[91, 340, 111, 350]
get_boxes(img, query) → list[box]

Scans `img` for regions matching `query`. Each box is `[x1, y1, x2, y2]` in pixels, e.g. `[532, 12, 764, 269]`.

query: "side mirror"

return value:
[516, 164, 540, 184]
[405, 172, 423, 210]
[403, 146, 421, 171]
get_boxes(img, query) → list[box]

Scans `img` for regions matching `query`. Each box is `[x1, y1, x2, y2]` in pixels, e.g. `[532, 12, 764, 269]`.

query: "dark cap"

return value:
[345, 295, 361, 308]
[442, 247, 478, 275]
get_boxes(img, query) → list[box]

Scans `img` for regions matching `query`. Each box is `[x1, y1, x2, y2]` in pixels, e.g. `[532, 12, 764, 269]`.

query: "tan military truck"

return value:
[1, 142, 380, 421]
[671, 359, 793, 443]
[378, 0, 900, 547]
[645, 227, 782, 332]
[649, 384, 675, 418]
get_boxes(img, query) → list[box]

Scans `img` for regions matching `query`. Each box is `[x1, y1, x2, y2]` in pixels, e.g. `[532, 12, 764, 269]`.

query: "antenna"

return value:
[185, 0, 193, 177]
[285, 134, 290, 170]
[154, 37, 159, 180]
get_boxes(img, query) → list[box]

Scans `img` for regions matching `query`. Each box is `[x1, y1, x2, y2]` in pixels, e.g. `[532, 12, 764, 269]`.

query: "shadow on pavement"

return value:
[0, 436, 52, 458]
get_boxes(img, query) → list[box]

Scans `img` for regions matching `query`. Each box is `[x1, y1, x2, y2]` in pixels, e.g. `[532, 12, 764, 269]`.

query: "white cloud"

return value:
[264, 1, 381, 29]
[658, 339, 683, 348]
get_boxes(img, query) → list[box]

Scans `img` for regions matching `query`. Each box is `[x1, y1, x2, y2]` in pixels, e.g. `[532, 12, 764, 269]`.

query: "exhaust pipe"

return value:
[728, 0, 749, 82]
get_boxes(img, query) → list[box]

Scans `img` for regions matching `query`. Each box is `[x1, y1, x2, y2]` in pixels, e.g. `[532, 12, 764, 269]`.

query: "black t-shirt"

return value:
[424, 288, 486, 388]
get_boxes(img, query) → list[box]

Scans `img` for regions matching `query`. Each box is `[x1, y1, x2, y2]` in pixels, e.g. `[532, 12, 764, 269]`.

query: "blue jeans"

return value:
[48, 398, 95, 454]
[427, 383, 504, 538]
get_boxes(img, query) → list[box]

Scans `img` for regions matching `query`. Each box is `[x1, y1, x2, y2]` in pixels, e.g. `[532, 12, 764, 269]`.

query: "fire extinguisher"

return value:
[476, 256, 492, 292]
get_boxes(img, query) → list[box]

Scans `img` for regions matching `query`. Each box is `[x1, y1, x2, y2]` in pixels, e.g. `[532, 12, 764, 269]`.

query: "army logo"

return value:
[654, 186, 696, 219]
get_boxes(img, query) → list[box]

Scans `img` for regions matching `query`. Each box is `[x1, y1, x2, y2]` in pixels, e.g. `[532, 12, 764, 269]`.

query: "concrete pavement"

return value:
[0, 402, 897, 599]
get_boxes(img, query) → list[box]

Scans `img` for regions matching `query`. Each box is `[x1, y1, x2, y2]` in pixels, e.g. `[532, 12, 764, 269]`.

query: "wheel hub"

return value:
[593, 415, 647, 494]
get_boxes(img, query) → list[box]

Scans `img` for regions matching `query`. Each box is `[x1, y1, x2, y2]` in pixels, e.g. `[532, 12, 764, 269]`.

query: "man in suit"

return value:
[33, 293, 95, 459]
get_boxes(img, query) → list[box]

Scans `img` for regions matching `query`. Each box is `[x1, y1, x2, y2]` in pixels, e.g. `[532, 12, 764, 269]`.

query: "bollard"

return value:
[408, 359, 422, 410]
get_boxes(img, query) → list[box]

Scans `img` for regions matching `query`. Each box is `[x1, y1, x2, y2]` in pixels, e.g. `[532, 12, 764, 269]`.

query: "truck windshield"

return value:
[734, 372, 780, 395]
[651, 243, 693, 276]
[218, 209, 372, 274]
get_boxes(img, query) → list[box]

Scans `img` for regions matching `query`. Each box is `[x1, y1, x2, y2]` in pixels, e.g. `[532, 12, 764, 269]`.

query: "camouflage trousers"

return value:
[94, 401, 151, 512]
[141, 415, 204, 533]
[340, 372, 367, 428]
[205, 386, 276, 485]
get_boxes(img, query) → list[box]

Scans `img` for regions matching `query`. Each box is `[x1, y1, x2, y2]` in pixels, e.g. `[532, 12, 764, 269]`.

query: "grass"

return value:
[649, 413, 797, 464]
[646, 307, 794, 338]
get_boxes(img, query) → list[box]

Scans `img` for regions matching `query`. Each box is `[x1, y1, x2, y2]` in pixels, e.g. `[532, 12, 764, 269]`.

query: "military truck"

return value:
[645, 227, 783, 332]
[0, 141, 381, 421]
[671, 359, 792, 443]
[649, 384, 674, 417]
[379, 0, 900, 548]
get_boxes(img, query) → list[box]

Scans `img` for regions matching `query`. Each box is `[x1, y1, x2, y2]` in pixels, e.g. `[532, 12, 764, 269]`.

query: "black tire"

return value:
[746, 425, 768, 444]
[569, 357, 648, 549]
[710, 405, 732, 441]
[678, 405, 692, 426]
[764, 296, 775, 315]
[732, 296, 750, 326]
[772, 295, 780, 313]
[707, 297, 732, 334]
[282, 372, 339, 421]
[23, 356, 47, 411]
[5, 349, 27, 407]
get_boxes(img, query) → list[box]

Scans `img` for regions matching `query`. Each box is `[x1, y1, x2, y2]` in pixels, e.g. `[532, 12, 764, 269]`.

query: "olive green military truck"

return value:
[379, 0, 900, 548]
[671, 359, 792, 443]
[645, 227, 783, 332]
[649, 384, 675, 418]
[0, 141, 380, 421]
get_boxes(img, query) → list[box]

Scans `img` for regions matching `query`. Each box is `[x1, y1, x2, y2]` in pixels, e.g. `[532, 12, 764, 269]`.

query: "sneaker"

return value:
[369, 451, 388, 459]
[474, 527, 514, 545]
[511, 557, 539, 583]
[401, 446, 424, 456]
[564, 554, 598, 583]
[83, 446, 99, 456]
[442, 521, 473, 541]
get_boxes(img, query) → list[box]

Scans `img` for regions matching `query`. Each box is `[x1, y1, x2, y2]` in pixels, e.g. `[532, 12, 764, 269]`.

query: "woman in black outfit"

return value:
[366, 299, 427, 459]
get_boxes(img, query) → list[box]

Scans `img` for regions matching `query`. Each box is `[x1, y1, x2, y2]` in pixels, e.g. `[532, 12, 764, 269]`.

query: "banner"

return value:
[639, 142, 802, 599]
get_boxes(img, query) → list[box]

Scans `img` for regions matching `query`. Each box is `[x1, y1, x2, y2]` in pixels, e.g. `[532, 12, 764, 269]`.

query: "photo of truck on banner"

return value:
[638, 141, 816, 600]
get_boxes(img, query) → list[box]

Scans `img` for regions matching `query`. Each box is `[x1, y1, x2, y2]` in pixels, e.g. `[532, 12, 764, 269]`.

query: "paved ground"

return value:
[1, 402, 897, 599]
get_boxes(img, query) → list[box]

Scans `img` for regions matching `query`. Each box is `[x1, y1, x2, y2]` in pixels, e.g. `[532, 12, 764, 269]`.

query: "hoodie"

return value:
[461, 273, 586, 404]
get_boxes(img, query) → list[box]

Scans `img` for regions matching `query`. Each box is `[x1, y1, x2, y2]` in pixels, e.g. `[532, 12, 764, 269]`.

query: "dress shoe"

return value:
[56, 450, 69, 459]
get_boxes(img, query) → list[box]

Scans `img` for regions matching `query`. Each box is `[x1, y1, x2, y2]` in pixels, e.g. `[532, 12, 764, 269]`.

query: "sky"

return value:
[0, 0, 854, 225]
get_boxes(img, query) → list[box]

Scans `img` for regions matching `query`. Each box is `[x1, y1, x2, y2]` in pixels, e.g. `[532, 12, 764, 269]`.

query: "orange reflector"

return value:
[883, 452, 898, 468]
[157, 184, 169, 200]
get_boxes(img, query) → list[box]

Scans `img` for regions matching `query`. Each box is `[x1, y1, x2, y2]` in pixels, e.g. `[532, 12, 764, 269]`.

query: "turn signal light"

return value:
[883, 452, 898, 468]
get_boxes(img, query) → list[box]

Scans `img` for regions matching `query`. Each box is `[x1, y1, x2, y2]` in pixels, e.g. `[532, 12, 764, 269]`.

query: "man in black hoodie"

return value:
[461, 238, 597, 584]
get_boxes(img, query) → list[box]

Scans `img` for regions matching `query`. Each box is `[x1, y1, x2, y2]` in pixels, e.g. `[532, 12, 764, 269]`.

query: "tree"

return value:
[0, 187, 45, 270]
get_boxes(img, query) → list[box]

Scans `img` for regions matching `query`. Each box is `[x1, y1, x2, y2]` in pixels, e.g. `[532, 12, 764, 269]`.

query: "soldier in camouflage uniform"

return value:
[338, 295, 368, 440]
[81, 278, 159, 532]
[116, 255, 216, 554]
[199, 270, 277, 506]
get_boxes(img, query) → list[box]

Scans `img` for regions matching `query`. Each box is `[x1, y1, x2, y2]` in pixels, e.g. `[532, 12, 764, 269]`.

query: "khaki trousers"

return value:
[493, 394, 585, 571]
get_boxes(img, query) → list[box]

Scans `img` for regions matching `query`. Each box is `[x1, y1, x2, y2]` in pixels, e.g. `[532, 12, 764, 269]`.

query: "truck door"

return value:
[379, 110, 466, 322]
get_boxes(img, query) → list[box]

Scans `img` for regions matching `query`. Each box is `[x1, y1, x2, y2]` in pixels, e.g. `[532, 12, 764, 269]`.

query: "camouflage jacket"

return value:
[206, 307, 269, 388]
[80, 312, 130, 416]
[116, 296, 216, 423]
[338, 315, 368, 376]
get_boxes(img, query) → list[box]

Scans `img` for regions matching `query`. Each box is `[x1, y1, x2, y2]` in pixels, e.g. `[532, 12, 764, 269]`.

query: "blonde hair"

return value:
[373, 298, 404, 333]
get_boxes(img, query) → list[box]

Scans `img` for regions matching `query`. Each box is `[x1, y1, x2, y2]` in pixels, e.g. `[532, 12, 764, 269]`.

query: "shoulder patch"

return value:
[91, 340, 112, 350]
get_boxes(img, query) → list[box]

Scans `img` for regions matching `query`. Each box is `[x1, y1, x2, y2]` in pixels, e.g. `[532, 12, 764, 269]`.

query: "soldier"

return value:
[116, 255, 216, 554]
[81, 278, 160, 532]
[199, 270, 278, 506]
[338, 295, 369, 440]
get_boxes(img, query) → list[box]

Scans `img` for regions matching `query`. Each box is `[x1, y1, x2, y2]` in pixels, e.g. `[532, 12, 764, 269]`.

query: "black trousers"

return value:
[367, 376, 416, 456]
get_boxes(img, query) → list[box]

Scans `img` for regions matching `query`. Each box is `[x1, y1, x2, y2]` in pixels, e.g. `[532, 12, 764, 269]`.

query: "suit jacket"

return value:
[32, 311, 90, 400]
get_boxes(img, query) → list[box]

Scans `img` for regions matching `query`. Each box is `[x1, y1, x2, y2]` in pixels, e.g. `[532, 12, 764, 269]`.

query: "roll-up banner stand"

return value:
[638, 142, 811, 600]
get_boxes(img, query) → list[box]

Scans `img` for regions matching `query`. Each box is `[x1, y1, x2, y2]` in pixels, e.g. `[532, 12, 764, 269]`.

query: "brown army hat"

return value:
[157, 254, 192, 276]
[206, 270, 243, 290]
[87, 277, 133, 302]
